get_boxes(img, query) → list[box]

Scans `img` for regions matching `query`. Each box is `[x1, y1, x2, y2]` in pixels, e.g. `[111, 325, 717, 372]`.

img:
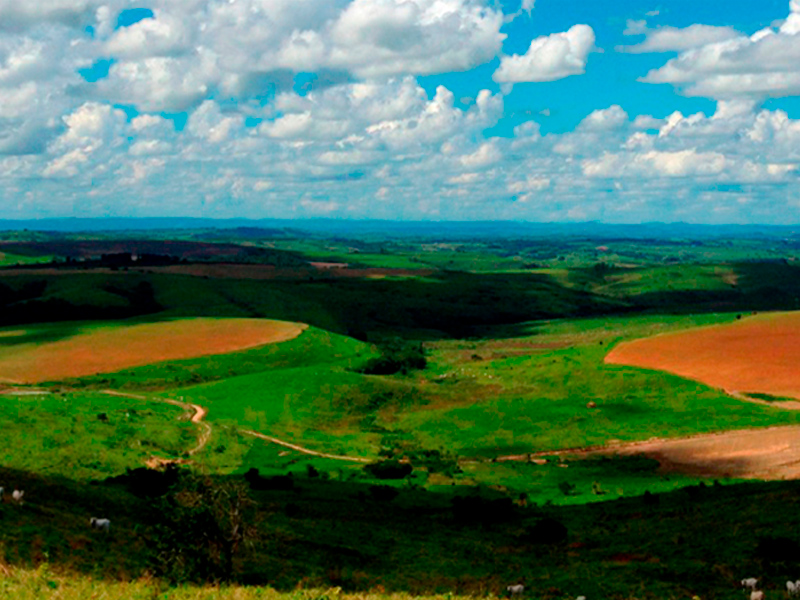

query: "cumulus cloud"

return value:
[493, 24, 594, 83]
[0, 0, 122, 31]
[582, 149, 728, 178]
[91, 0, 506, 111]
[579, 105, 629, 131]
[641, 1, 800, 98]
[2, 0, 800, 222]
[619, 23, 740, 53]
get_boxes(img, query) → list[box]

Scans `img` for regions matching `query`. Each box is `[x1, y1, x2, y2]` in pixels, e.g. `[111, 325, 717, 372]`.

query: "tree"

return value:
[152, 472, 259, 583]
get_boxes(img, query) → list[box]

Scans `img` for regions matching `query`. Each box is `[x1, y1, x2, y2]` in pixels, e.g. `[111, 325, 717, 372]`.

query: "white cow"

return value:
[90, 517, 111, 532]
[11, 489, 23, 504]
[750, 590, 764, 600]
[506, 584, 524, 596]
[742, 579, 759, 591]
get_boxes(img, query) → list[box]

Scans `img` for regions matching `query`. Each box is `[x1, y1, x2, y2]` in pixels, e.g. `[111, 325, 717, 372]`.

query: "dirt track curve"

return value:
[239, 429, 370, 463]
[101, 390, 370, 465]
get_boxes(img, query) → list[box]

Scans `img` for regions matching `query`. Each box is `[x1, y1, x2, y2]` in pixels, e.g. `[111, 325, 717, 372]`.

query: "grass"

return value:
[0, 252, 53, 267]
[2, 310, 794, 505]
[378, 313, 800, 461]
[6, 463, 800, 599]
[0, 390, 193, 480]
[66, 326, 375, 391]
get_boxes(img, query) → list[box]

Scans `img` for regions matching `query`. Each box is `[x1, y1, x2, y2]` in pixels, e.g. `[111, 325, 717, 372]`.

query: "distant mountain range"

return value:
[1, 218, 799, 239]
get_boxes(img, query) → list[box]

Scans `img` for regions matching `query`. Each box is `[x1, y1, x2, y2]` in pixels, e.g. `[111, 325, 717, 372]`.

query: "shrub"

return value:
[358, 338, 427, 375]
[523, 518, 568, 545]
[558, 481, 576, 496]
[364, 460, 413, 480]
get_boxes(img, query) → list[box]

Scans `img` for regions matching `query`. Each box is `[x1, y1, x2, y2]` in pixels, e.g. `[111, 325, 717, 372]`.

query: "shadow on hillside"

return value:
[2, 262, 800, 344]
[5, 463, 800, 596]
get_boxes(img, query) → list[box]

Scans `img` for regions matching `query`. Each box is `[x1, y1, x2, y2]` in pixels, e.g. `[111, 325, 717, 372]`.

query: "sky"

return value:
[2, 1, 800, 223]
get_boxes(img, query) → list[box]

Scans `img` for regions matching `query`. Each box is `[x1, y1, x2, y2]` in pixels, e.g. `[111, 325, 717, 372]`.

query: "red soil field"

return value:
[0, 318, 306, 384]
[605, 311, 800, 399]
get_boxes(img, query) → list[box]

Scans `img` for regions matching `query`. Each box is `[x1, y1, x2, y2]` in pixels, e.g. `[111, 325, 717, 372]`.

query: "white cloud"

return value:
[105, 10, 192, 59]
[620, 24, 739, 53]
[579, 105, 629, 131]
[97, 51, 219, 112]
[493, 24, 595, 83]
[94, 0, 506, 112]
[459, 142, 501, 168]
[0, 0, 122, 31]
[641, 2, 800, 98]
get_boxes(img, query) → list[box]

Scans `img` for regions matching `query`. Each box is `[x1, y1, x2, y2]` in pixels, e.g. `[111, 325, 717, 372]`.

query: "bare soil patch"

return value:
[603, 425, 800, 479]
[605, 311, 800, 400]
[0, 318, 306, 384]
[497, 424, 800, 480]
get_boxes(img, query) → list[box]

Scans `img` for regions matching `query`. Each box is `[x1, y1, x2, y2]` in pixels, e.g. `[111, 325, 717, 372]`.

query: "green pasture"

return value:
[2, 311, 797, 504]
[0, 252, 53, 267]
[0, 390, 192, 480]
[4, 460, 800, 599]
[389, 313, 800, 458]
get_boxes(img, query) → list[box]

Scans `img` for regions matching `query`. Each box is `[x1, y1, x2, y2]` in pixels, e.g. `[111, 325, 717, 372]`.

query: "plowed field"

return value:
[605, 311, 800, 399]
[0, 318, 306, 384]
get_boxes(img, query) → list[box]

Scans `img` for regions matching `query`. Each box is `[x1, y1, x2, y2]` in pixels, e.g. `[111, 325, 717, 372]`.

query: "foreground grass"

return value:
[5, 463, 800, 600]
[0, 565, 471, 600]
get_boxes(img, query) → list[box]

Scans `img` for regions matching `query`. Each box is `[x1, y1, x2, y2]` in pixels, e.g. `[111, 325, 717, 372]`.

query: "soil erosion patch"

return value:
[0, 318, 306, 384]
[605, 311, 800, 400]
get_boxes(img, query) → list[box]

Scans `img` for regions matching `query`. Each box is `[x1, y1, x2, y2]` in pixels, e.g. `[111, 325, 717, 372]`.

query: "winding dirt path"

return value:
[239, 429, 371, 463]
[101, 390, 369, 464]
[102, 390, 211, 456]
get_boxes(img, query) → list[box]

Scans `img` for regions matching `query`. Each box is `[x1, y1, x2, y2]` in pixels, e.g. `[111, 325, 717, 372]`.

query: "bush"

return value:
[364, 460, 413, 480]
[244, 468, 294, 491]
[104, 465, 180, 498]
[451, 495, 517, 524]
[523, 518, 568, 545]
[150, 472, 258, 583]
[369, 485, 400, 503]
[558, 481, 576, 496]
[358, 338, 427, 375]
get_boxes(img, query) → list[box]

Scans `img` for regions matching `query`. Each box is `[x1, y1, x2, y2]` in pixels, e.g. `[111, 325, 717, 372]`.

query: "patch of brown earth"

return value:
[605, 311, 800, 400]
[0, 318, 306, 384]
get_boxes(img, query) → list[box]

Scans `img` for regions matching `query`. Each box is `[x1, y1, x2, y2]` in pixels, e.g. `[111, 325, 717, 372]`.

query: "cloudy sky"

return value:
[2, 0, 800, 223]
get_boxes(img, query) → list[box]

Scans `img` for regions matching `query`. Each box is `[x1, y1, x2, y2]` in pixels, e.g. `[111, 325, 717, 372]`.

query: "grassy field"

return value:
[4, 311, 796, 500]
[0, 390, 193, 479]
[4, 234, 800, 596]
[4, 462, 800, 599]
[0, 252, 53, 267]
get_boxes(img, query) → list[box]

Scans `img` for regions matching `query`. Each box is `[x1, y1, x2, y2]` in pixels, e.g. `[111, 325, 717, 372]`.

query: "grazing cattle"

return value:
[90, 518, 111, 532]
[742, 578, 758, 591]
[11, 489, 23, 504]
[507, 584, 524, 596]
[750, 591, 764, 600]
[788, 581, 798, 596]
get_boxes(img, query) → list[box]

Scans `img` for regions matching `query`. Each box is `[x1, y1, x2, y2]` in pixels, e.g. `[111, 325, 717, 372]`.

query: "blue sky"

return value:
[2, 0, 800, 223]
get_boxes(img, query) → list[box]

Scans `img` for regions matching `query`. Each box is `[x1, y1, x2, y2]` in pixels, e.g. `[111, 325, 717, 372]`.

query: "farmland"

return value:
[2, 226, 800, 597]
